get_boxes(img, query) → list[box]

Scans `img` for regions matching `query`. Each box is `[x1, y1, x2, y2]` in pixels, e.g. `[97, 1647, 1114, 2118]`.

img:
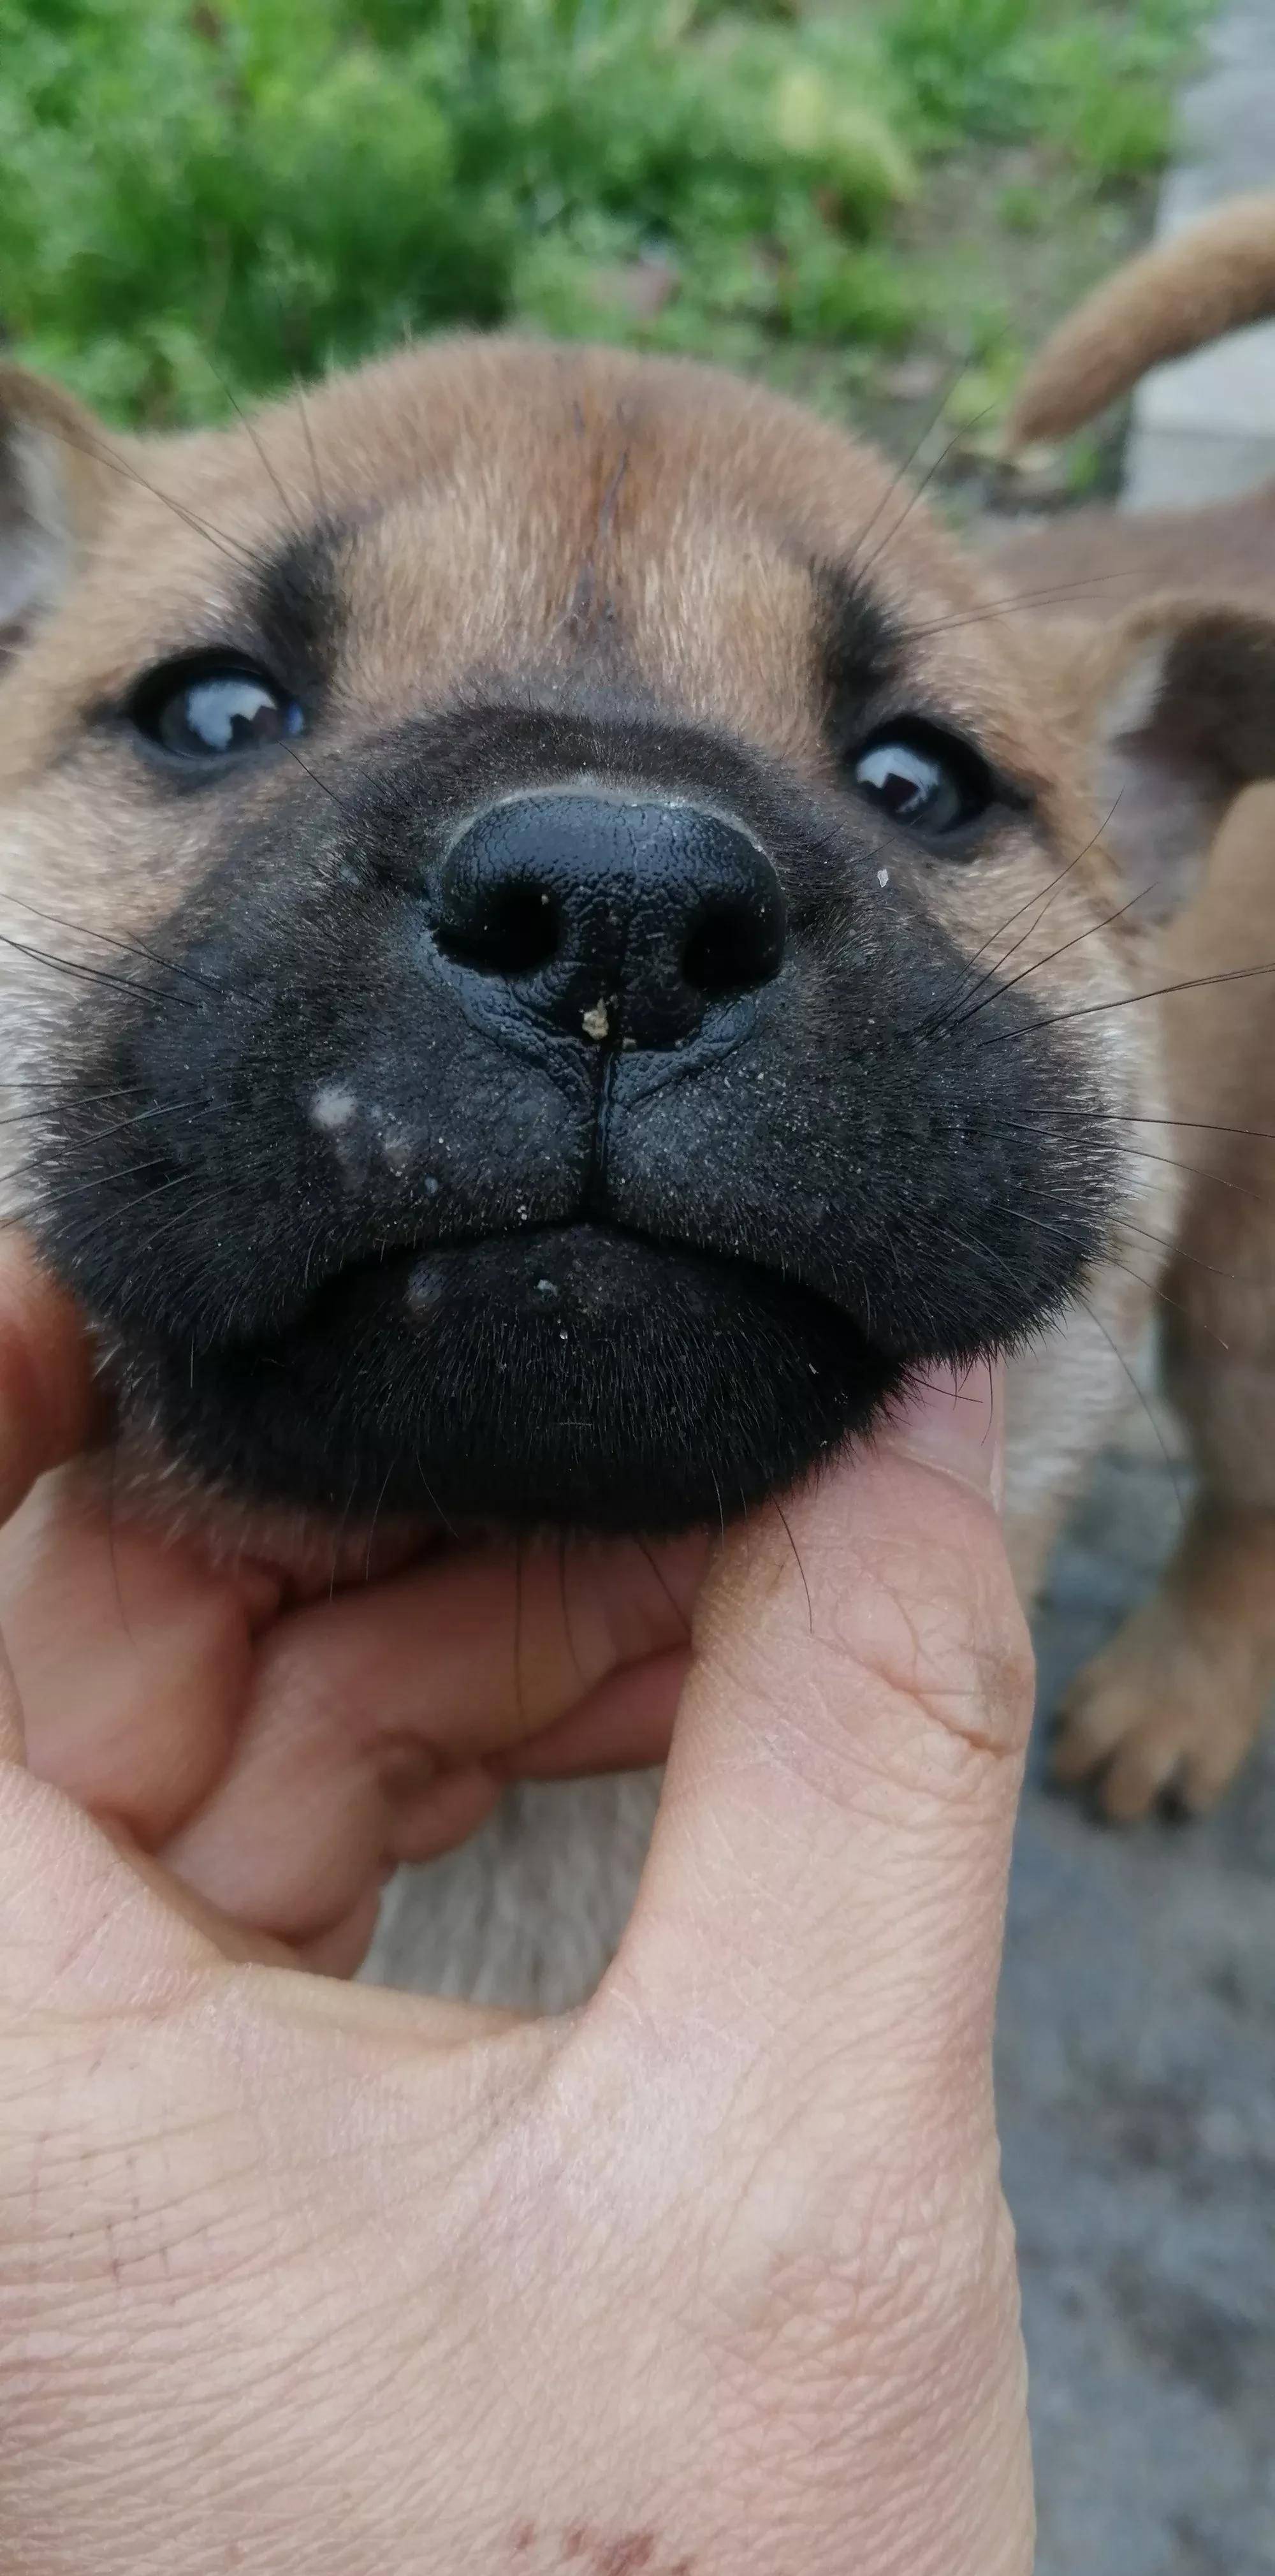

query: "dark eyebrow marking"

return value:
[248, 513, 358, 698]
[811, 555, 905, 704]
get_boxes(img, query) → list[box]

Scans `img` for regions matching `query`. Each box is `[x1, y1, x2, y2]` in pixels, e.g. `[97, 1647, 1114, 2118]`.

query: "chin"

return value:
[124, 1224, 906, 1539]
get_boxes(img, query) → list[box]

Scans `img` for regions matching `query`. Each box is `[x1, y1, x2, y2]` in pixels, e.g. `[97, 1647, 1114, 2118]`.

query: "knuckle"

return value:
[833, 1526, 1034, 1764]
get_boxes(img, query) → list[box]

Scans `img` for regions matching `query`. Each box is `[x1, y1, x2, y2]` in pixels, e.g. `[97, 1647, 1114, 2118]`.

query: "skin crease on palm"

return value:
[0, 1236, 1036, 2575]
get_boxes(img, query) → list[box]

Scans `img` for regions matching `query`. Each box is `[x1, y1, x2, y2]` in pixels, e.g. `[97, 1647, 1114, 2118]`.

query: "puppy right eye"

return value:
[131, 659, 305, 759]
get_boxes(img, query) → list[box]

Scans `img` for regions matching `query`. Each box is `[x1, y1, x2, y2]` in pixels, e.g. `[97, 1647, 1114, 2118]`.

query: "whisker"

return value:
[912, 1375, 983, 1403]
[986, 1119, 1271, 1206]
[949, 862, 1155, 1034]
[40, 417, 267, 576]
[265, 273, 332, 524]
[3, 891, 229, 999]
[362, 1459, 396, 1585]
[0, 930, 203, 1012]
[970, 960, 1275, 1051]
[907, 569, 1137, 641]
[1119, 1145, 1267, 1202]
[0, 1096, 219, 1183]
[513, 1536, 527, 1736]
[0, 1092, 127, 1131]
[1077, 1286, 1189, 1523]
[328, 1474, 361, 1603]
[632, 1536, 692, 1644]
[295, 380, 330, 521]
[101, 1433, 136, 1651]
[1117, 1217, 1242, 1282]
[19, 1162, 182, 1215]
[1109, 1113, 1275, 1145]
[773, 1496, 813, 1634]
[849, 349, 982, 573]
[558, 1532, 583, 1687]
[922, 799, 1123, 1039]
[855, 409, 994, 589]
[409, 1447, 456, 1542]
[201, 356, 297, 527]
[922, 852, 1089, 1036]
[905, 1201, 1230, 1353]
[275, 732, 364, 826]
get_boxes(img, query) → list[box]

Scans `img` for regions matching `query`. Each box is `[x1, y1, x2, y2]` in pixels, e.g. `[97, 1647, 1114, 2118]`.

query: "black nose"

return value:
[433, 790, 786, 1048]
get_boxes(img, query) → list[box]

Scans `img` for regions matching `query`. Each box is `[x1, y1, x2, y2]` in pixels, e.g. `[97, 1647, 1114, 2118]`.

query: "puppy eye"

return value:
[131, 661, 305, 759]
[849, 720, 993, 838]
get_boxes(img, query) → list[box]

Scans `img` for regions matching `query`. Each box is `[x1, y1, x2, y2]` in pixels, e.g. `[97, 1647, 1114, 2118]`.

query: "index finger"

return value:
[604, 1371, 1033, 2148]
[0, 1237, 94, 1755]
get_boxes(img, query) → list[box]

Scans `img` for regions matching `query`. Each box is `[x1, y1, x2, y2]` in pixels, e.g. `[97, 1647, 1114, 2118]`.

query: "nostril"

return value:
[436, 878, 562, 977]
[682, 893, 783, 998]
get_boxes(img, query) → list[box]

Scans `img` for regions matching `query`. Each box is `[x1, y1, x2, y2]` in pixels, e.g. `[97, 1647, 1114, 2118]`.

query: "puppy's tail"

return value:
[1007, 189, 1275, 446]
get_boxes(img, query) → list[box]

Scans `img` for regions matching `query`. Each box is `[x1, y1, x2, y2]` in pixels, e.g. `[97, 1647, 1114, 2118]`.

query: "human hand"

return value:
[0, 1240, 708, 1970]
[0, 1244, 1035, 2576]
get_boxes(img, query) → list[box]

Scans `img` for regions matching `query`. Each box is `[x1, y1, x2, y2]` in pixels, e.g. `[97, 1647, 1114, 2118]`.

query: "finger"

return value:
[608, 1370, 1034, 2148]
[298, 1878, 388, 1977]
[0, 1774, 491, 2030]
[0, 1238, 95, 1763]
[273, 1528, 708, 1765]
[493, 1646, 688, 1780]
[97, 1819, 296, 1965]
[0, 1234, 95, 1519]
[160, 1533, 706, 1943]
[0, 1242, 246, 1996]
[0, 1460, 280, 1839]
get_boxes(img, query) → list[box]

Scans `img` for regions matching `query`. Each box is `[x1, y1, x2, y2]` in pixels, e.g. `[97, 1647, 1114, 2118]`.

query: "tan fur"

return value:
[1007, 188, 1275, 448]
[0, 329, 1271, 2004]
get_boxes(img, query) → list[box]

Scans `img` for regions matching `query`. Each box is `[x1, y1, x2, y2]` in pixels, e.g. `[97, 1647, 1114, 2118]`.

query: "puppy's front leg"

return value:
[1054, 1052, 1275, 1820]
[1053, 1497, 1275, 1819]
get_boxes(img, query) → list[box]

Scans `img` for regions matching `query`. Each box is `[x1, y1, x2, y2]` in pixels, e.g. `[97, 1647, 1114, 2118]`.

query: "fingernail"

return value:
[880, 1365, 1005, 1510]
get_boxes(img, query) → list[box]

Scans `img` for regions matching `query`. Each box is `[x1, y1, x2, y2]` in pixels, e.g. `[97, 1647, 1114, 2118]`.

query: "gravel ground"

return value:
[1010, 1422, 1275, 2576]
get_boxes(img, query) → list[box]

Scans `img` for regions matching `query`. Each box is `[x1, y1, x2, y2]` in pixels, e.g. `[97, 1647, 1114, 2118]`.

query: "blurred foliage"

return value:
[882, 0, 1206, 166]
[0, 0, 1211, 425]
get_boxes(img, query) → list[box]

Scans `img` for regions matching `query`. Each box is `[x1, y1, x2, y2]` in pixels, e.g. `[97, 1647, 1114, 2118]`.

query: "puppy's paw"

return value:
[1052, 1600, 1265, 1822]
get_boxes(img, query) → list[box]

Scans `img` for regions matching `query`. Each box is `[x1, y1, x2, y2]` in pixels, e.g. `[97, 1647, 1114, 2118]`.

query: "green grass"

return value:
[0, 0, 1212, 428]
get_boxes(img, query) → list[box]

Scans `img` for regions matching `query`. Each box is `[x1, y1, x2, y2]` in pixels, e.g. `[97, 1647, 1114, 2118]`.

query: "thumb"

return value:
[607, 1368, 1033, 2149]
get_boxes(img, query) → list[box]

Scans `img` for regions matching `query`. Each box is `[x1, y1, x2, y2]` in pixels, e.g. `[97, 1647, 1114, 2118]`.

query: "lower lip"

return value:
[145, 1217, 901, 1537]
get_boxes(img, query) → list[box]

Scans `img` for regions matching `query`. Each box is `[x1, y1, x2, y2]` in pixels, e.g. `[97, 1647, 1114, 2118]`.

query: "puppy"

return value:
[994, 192, 1275, 1833]
[1, 332, 1273, 2007]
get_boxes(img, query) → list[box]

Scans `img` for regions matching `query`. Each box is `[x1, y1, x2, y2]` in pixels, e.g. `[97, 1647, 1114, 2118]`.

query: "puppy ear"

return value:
[0, 368, 113, 655]
[1079, 597, 1275, 925]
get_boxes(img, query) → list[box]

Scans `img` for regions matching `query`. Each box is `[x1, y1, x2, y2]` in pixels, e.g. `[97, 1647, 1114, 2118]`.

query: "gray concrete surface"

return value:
[1125, 0, 1275, 507]
[1009, 1428, 1275, 2576]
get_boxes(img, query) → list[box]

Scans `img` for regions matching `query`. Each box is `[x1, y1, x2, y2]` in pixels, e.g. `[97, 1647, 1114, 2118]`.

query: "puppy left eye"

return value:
[131, 660, 305, 759]
[850, 721, 993, 837]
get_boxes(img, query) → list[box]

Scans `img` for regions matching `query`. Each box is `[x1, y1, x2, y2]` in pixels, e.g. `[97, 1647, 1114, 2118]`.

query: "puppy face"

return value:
[0, 340, 1144, 1538]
